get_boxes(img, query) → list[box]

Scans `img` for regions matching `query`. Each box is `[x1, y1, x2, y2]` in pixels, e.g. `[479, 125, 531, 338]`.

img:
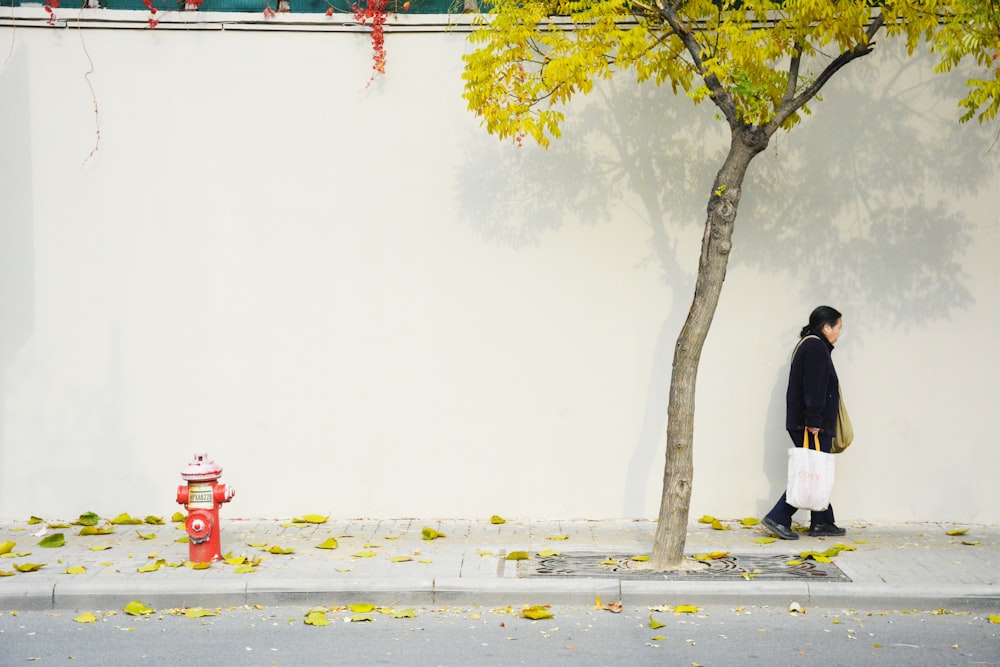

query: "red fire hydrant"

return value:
[176, 453, 236, 563]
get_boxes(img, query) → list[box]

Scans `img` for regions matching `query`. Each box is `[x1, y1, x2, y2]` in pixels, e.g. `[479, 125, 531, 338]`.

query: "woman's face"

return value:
[822, 318, 843, 345]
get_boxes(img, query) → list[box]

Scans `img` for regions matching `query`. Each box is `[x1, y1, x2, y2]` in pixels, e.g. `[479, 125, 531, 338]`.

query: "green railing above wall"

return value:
[9, 0, 474, 13]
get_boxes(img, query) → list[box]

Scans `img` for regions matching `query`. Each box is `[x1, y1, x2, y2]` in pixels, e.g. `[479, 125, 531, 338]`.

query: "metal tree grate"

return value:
[516, 552, 851, 582]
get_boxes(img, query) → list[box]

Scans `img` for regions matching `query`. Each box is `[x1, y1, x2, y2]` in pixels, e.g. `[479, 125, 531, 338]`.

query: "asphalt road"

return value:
[1, 603, 998, 666]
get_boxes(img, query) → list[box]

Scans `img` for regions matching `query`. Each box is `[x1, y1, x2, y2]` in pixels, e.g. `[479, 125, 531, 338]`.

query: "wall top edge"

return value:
[0, 7, 486, 31]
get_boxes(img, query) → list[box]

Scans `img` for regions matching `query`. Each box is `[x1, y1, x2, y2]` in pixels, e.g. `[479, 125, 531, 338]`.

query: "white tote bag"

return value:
[786, 431, 836, 511]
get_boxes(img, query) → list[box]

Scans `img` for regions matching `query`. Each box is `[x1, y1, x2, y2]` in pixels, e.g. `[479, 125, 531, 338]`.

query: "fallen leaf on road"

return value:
[945, 528, 969, 536]
[110, 513, 143, 525]
[788, 602, 805, 614]
[697, 515, 716, 524]
[631, 555, 650, 562]
[13, 563, 44, 572]
[421, 527, 445, 540]
[171, 512, 186, 523]
[674, 605, 698, 614]
[39, 533, 65, 548]
[391, 556, 412, 562]
[136, 531, 156, 540]
[506, 551, 530, 560]
[988, 615, 1000, 624]
[391, 608, 416, 618]
[267, 546, 294, 554]
[546, 535, 569, 541]
[649, 614, 665, 629]
[293, 515, 329, 524]
[89, 545, 112, 551]
[79, 526, 114, 536]
[144, 516, 164, 525]
[538, 550, 560, 557]
[316, 538, 339, 549]
[125, 601, 154, 616]
[0, 541, 14, 555]
[600, 601, 623, 613]
[352, 551, 376, 558]
[234, 565, 257, 574]
[710, 519, 731, 531]
[185, 608, 217, 618]
[490, 515, 506, 524]
[304, 610, 328, 626]
[64, 565, 86, 575]
[755, 537, 777, 544]
[740, 517, 759, 526]
[521, 605, 553, 620]
[74, 612, 97, 623]
[694, 552, 729, 561]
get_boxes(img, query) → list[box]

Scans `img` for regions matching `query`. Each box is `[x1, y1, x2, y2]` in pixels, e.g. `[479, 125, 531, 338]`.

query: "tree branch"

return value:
[658, 1, 738, 123]
[768, 13, 885, 134]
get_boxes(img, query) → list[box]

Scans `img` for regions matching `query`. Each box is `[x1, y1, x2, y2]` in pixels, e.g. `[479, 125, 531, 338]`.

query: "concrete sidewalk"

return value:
[1, 517, 997, 612]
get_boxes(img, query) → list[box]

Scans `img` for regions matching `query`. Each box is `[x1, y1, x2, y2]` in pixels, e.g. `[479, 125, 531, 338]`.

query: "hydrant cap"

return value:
[180, 453, 223, 482]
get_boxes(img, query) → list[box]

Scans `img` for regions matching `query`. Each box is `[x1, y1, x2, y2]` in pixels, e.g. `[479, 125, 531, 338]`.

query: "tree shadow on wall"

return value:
[453, 41, 985, 517]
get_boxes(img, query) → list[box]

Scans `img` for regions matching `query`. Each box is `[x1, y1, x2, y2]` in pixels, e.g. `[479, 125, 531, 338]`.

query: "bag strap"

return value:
[792, 334, 822, 360]
[802, 429, 821, 451]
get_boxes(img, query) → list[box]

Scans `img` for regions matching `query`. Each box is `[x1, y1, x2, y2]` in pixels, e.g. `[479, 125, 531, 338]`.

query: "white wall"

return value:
[1, 13, 997, 523]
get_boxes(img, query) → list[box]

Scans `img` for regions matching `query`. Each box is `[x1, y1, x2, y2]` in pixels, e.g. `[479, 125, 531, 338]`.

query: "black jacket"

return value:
[785, 335, 840, 433]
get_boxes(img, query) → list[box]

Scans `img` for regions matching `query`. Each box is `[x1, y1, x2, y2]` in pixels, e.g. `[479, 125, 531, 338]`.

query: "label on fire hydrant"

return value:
[188, 483, 214, 508]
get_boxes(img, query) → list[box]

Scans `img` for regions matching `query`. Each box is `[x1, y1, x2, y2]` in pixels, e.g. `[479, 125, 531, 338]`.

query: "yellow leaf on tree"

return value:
[74, 612, 98, 623]
[505, 551, 530, 560]
[521, 605, 553, 620]
[421, 527, 446, 540]
[0, 541, 15, 555]
[184, 608, 217, 618]
[293, 514, 329, 524]
[316, 538, 339, 550]
[64, 565, 86, 575]
[649, 614, 665, 629]
[490, 515, 506, 524]
[39, 533, 65, 548]
[124, 600, 154, 616]
[946, 528, 969, 536]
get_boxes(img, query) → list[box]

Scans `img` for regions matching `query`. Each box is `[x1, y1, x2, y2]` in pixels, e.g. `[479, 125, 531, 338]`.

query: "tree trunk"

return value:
[649, 126, 768, 571]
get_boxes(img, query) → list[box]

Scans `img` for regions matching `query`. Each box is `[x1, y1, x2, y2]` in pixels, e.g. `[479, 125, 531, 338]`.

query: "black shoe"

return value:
[809, 523, 846, 537]
[762, 516, 799, 540]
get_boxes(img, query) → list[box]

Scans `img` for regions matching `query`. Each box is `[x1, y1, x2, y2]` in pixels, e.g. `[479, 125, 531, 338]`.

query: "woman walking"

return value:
[762, 306, 847, 540]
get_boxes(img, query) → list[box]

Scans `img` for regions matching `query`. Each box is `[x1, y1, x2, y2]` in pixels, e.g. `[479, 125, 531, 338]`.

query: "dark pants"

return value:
[765, 428, 836, 528]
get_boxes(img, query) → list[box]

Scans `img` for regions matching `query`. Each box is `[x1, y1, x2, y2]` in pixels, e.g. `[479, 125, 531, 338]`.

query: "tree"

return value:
[461, 0, 999, 570]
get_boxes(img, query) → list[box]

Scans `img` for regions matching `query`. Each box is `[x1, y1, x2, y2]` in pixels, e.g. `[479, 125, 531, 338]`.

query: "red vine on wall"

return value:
[353, 0, 388, 78]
